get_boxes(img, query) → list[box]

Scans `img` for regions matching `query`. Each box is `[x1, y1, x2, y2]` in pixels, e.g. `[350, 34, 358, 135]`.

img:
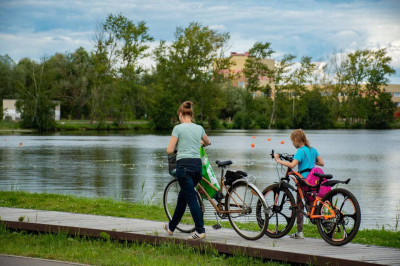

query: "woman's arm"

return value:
[274, 154, 299, 168]
[167, 136, 178, 154]
[201, 133, 211, 146]
[316, 155, 324, 167]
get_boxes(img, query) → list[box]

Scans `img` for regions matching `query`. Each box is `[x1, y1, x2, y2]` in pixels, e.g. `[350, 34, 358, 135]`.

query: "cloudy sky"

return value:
[1, 0, 399, 83]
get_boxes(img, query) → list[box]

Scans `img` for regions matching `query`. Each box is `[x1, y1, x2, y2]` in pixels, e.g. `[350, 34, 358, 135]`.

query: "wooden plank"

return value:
[1, 207, 399, 265]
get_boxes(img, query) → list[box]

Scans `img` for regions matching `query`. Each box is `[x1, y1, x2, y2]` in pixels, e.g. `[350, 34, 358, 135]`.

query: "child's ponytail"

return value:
[290, 129, 310, 148]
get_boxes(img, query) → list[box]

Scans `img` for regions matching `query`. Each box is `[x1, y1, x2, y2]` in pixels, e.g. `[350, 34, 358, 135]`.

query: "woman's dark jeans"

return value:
[168, 158, 204, 234]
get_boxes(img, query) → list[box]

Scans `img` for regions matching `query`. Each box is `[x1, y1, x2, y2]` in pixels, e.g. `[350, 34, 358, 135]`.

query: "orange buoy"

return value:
[267, 138, 271, 141]
[280, 141, 284, 144]
[252, 136, 255, 139]
[251, 143, 255, 148]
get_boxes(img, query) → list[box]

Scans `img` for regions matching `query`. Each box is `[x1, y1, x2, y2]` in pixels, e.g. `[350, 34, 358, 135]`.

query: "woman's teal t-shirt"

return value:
[293, 146, 319, 178]
[172, 123, 205, 161]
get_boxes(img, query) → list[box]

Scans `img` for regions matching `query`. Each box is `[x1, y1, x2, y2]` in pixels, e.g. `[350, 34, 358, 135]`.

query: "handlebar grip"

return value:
[271, 149, 274, 159]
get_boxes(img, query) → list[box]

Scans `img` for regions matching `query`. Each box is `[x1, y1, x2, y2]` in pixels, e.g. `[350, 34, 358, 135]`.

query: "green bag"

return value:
[199, 146, 220, 198]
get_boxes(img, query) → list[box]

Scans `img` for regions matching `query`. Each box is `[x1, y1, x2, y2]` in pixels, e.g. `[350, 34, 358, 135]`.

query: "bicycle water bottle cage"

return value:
[215, 160, 233, 168]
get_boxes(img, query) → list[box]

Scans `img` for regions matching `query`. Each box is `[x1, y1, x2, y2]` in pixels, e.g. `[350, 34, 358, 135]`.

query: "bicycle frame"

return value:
[196, 170, 254, 215]
[285, 167, 336, 220]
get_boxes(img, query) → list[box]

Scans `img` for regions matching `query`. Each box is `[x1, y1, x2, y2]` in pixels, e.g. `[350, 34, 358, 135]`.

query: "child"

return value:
[274, 129, 324, 239]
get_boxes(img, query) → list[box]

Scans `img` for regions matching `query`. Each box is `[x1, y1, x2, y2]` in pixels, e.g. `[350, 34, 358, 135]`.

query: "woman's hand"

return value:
[274, 153, 280, 162]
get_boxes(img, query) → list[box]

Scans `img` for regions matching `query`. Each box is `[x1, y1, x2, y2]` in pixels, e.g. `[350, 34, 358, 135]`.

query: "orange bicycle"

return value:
[256, 150, 361, 246]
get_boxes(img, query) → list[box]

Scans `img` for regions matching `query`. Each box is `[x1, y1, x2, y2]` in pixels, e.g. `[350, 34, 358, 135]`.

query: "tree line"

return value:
[0, 14, 396, 131]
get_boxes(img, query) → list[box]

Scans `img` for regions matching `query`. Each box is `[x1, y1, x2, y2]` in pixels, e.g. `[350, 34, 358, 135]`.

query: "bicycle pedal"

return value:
[212, 224, 222, 230]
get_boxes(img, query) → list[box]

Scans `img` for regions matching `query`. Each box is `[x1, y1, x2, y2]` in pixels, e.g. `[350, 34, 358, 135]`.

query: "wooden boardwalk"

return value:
[1, 207, 399, 265]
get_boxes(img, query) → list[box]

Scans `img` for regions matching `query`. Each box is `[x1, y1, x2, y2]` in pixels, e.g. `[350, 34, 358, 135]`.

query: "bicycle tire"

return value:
[163, 178, 204, 233]
[316, 188, 361, 246]
[256, 183, 296, 238]
[225, 181, 269, 240]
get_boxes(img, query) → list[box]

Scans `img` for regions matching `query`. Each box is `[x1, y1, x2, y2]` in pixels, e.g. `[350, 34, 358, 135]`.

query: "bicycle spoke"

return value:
[226, 182, 268, 240]
[259, 184, 295, 238]
[317, 188, 361, 246]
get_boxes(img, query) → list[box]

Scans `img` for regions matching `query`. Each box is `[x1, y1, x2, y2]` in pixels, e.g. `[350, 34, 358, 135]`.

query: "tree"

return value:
[269, 54, 296, 128]
[364, 48, 396, 128]
[0, 54, 17, 99]
[0, 54, 17, 118]
[296, 89, 333, 129]
[91, 14, 154, 125]
[324, 50, 348, 123]
[47, 48, 92, 120]
[243, 42, 275, 93]
[15, 58, 57, 131]
[365, 48, 395, 94]
[152, 22, 230, 129]
[366, 91, 396, 129]
[342, 49, 371, 124]
[288, 56, 316, 126]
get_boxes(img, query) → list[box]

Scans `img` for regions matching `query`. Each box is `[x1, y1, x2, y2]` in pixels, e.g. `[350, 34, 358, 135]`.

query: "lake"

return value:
[1, 129, 399, 230]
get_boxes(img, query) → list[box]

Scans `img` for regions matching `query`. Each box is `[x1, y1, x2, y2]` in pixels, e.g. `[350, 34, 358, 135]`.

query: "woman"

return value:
[163, 101, 211, 240]
[274, 129, 324, 239]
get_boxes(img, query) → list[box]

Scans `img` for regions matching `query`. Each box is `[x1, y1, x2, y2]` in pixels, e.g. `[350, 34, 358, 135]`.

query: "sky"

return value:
[0, 0, 399, 83]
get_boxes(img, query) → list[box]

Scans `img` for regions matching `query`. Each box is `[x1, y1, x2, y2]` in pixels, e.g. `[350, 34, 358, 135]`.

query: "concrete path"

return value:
[0, 255, 86, 266]
[1, 207, 399, 265]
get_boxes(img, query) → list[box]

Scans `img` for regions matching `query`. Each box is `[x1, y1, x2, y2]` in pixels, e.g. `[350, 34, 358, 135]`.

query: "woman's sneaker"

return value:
[188, 231, 206, 240]
[290, 232, 304, 239]
[163, 223, 173, 235]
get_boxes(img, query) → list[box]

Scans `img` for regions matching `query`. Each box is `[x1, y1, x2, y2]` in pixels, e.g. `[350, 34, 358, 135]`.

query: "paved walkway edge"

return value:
[2, 220, 380, 266]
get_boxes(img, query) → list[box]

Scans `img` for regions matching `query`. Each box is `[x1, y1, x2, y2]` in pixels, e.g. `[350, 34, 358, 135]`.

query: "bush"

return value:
[274, 120, 289, 129]
[233, 111, 253, 129]
[255, 115, 269, 129]
[209, 117, 220, 130]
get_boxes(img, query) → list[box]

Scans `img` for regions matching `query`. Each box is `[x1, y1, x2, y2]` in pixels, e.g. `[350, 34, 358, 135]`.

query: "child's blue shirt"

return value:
[293, 146, 319, 178]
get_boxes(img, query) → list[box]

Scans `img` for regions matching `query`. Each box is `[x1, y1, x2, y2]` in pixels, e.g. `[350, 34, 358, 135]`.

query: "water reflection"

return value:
[1, 130, 399, 229]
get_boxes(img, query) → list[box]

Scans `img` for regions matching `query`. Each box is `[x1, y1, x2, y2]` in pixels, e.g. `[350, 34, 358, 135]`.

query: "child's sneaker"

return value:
[188, 231, 206, 240]
[290, 232, 304, 239]
[163, 223, 173, 235]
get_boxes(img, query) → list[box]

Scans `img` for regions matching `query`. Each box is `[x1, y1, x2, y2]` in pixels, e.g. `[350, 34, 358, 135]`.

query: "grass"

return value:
[0, 120, 22, 130]
[0, 224, 283, 266]
[0, 191, 162, 221]
[1, 191, 399, 249]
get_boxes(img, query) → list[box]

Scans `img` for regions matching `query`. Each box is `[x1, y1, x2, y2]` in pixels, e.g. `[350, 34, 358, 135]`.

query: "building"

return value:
[2, 99, 61, 121]
[221, 52, 275, 97]
[385, 84, 400, 117]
